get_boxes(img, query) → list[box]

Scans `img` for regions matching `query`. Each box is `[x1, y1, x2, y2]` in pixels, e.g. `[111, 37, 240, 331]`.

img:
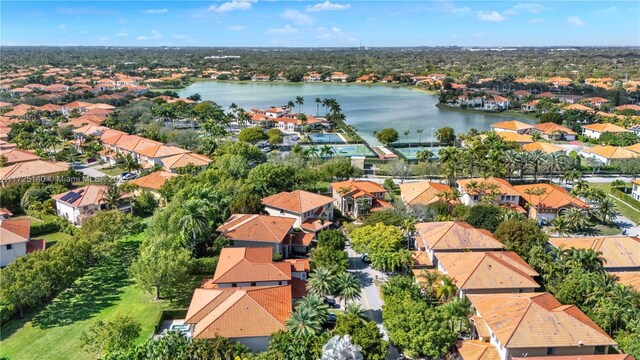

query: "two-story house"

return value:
[262, 190, 334, 233]
[53, 185, 132, 225]
[330, 180, 392, 218]
[490, 120, 533, 134]
[216, 214, 296, 257]
[457, 177, 522, 207]
[1, 218, 45, 267]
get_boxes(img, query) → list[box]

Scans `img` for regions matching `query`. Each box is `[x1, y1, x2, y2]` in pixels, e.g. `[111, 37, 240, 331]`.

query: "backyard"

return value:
[589, 182, 640, 225]
[0, 236, 168, 360]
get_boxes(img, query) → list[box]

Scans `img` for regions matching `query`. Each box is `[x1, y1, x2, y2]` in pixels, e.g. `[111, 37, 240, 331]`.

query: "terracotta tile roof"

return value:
[134, 144, 190, 158]
[0, 148, 40, 165]
[515, 183, 589, 210]
[0, 160, 68, 182]
[3, 104, 37, 117]
[0, 219, 31, 245]
[291, 231, 315, 246]
[522, 142, 566, 154]
[468, 292, 616, 348]
[399, 181, 457, 206]
[212, 247, 291, 284]
[414, 221, 505, 251]
[38, 103, 63, 112]
[217, 214, 295, 244]
[63, 101, 92, 109]
[458, 177, 520, 196]
[0, 102, 12, 108]
[549, 236, 640, 269]
[262, 190, 333, 214]
[565, 103, 595, 112]
[299, 218, 332, 232]
[513, 356, 634, 360]
[583, 123, 630, 133]
[161, 153, 211, 171]
[26, 239, 46, 253]
[615, 104, 640, 112]
[330, 180, 386, 195]
[611, 271, 640, 291]
[63, 115, 105, 128]
[0, 207, 14, 217]
[129, 171, 178, 190]
[581, 145, 638, 160]
[436, 251, 539, 291]
[284, 258, 310, 272]
[456, 340, 501, 360]
[52, 185, 110, 208]
[411, 251, 433, 267]
[490, 120, 533, 131]
[290, 277, 308, 299]
[496, 132, 534, 144]
[185, 285, 291, 339]
[533, 122, 577, 135]
[626, 143, 640, 154]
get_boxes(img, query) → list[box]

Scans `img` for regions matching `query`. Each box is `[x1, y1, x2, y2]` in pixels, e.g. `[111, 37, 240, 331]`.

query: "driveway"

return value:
[76, 163, 113, 179]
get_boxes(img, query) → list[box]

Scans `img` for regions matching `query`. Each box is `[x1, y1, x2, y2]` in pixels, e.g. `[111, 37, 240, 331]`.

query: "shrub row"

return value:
[30, 221, 61, 236]
[611, 188, 640, 210]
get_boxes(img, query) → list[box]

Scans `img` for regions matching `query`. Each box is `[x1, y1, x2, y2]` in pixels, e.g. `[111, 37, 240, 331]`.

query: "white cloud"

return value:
[503, 3, 546, 16]
[116, 31, 128, 37]
[209, 0, 254, 13]
[267, 24, 298, 35]
[136, 30, 163, 41]
[477, 10, 506, 22]
[567, 16, 585, 26]
[142, 8, 169, 14]
[280, 9, 314, 25]
[228, 25, 247, 31]
[529, 17, 545, 24]
[306, 1, 350, 12]
[317, 26, 344, 39]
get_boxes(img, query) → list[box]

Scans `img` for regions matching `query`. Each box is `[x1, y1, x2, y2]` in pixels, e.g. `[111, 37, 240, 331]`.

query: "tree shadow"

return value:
[350, 269, 373, 288]
[31, 243, 138, 329]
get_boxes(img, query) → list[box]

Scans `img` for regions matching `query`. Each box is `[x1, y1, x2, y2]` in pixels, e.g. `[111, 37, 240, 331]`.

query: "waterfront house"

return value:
[262, 190, 334, 232]
[467, 292, 616, 360]
[53, 185, 132, 225]
[457, 177, 521, 207]
[531, 123, 577, 141]
[483, 95, 510, 111]
[490, 121, 533, 134]
[413, 221, 504, 266]
[514, 183, 589, 223]
[1, 218, 45, 267]
[216, 214, 296, 257]
[582, 123, 630, 139]
[521, 100, 539, 112]
[330, 180, 392, 218]
[330, 72, 349, 82]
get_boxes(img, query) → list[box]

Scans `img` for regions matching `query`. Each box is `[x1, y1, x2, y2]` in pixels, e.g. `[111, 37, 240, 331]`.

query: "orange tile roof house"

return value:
[184, 285, 291, 352]
[514, 183, 589, 223]
[205, 247, 292, 288]
[0, 148, 40, 165]
[1, 218, 45, 267]
[399, 181, 458, 207]
[521, 142, 566, 154]
[548, 236, 640, 271]
[0, 160, 68, 187]
[262, 190, 334, 233]
[217, 214, 297, 257]
[609, 271, 640, 292]
[160, 153, 211, 173]
[457, 177, 521, 207]
[490, 121, 533, 134]
[579, 145, 637, 166]
[582, 123, 630, 140]
[53, 185, 132, 225]
[129, 170, 178, 191]
[414, 221, 505, 266]
[467, 293, 616, 360]
[494, 132, 534, 145]
[330, 180, 392, 218]
[532, 123, 577, 141]
[436, 252, 539, 297]
[457, 340, 501, 360]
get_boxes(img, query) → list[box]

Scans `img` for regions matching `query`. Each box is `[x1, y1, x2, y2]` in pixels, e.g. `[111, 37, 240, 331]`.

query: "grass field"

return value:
[0, 239, 168, 360]
[100, 165, 128, 176]
[589, 182, 640, 225]
[35, 231, 74, 248]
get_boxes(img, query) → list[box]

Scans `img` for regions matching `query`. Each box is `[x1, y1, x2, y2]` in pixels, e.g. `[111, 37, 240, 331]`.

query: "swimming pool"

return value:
[393, 146, 444, 160]
[302, 144, 376, 157]
[308, 133, 345, 144]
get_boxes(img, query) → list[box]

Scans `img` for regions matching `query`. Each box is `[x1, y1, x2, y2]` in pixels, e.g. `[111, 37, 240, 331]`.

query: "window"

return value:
[250, 282, 256, 286]
[6, 244, 12, 250]
[231, 283, 237, 288]
[595, 346, 606, 355]
[546, 348, 556, 355]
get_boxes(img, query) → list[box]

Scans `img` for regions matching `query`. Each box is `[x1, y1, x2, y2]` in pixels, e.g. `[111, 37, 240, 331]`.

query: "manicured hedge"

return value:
[188, 256, 218, 275]
[30, 221, 61, 236]
[612, 188, 640, 210]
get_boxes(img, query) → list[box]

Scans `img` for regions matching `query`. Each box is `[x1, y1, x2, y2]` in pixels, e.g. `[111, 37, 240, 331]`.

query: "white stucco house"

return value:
[53, 185, 132, 225]
[1, 218, 45, 267]
[262, 190, 334, 233]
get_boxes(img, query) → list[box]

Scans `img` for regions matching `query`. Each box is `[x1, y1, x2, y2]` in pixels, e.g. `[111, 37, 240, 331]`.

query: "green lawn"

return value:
[12, 215, 43, 223]
[34, 231, 74, 248]
[0, 240, 168, 360]
[100, 165, 128, 176]
[589, 182, 640, 225]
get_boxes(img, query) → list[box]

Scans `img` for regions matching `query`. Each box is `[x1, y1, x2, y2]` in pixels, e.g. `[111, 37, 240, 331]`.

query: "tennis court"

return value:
[308, 133, 345, 144]
[394, 146, 444, 160]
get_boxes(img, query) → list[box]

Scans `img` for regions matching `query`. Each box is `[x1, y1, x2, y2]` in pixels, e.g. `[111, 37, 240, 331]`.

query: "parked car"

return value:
[120, 172, 137, 181]
[361, 254, 371, 263]
[324, 313, 337, 328]
[323, 297, 337, 308]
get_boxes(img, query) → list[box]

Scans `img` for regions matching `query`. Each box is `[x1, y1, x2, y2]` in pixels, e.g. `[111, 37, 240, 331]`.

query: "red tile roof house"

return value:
[53, 185, 132, 225]
[1, 218, 45, 267]
[217, 214, 297, 257]
[330, 180, 393, 218]
[483, 95, 510, 111]
[262, 190, 334, 233]
[531, 123, 577, 141]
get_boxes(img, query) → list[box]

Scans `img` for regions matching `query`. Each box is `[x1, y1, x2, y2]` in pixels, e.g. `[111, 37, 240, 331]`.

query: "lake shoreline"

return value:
[435, 103, 540, 121]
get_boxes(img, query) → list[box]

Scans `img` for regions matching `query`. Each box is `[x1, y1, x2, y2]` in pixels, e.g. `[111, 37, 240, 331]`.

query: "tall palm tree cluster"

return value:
[177, 188, 231, 256]
[306, 267, 362, 306]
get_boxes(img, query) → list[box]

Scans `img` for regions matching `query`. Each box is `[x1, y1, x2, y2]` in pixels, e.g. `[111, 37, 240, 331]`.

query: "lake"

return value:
[178, 81, 535, 145]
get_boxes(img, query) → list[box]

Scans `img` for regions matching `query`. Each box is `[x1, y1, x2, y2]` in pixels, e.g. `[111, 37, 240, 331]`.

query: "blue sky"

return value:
[2, 1, 639, 47]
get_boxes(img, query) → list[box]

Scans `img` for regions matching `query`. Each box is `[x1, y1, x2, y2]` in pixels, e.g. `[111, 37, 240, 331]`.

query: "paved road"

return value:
[345, 244, 401, 360]
[76, 163, 113, 179]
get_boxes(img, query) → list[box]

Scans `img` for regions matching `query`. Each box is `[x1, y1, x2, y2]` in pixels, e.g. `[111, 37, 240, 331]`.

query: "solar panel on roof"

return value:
[77, 189, 85, 194]
[60, 193, 74, 202]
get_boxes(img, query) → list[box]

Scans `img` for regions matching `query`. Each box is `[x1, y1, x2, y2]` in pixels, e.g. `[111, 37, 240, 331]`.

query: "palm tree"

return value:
[296, 295, 329, 323]
[544, 152, 566, 184]
[416, 149, 434, 163]
[549, 216, 571, 236]
[315, 97, 322, 117]
[335, 272, 361, 306]
[571, 179, 590, 200]
[594, 197, 618, 224]
[103, 184, 123, 210]
[295, 96, 304, 114]
[122, 153, 141, 173]
[438, 147, 460, 185]
[287, 100, 295, 111]
[437, 275, 457, 303]
[561, 169, 583, 186]
[515, 151, 529, 180]
[178, 199, 211, 250]
[306, 267, 335, 298]
[308, 146, 320, 158]
[344, 303, 369, 321]
[285, 306, 323, 337]
[562, 207, 588, 232]
[418, 270, 441, 300]
[527, 150, 545, 182]
[442, 297, 471, 332]
[503, 150, 518, 181]
[320, 144, 334, 160]
[416, 128, 424, 144]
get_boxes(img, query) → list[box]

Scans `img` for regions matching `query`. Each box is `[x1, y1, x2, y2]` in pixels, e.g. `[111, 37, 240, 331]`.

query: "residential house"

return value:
[204, 247, 292, 288]
[330, 180, 392, 218]
[0, 148, 40, 165]
[1, 218, 45, 267]
[522, 142, 566, 154]
[457, 340, 501, 360]
[0, 160, 69, 187]
[521, 100, 539, 112]
[303, 72, 322, 82]
[532, 123, 577, 141]
[548, 236, 640, 272]
[579, 146, 637, 166]
[513, 90, 531, 99]
[0, 208, 13, 219]
[262, 190, 334, 233]
[515, 183, 589, 223]
[134, 144, 191, 168]
[413, 221, 505, 266]
[457, 177, 521, 207]
[273, 114, 327, 134]
[436, 251, 539, 297]
[53, 185, 132, 225]
[564, 103, 595, 112]
[467, 292, 616, 360]
[399, 181, 457, 207]
[160, 152, 211, 173]
[251, 74, 270, 82]
[557, 95, 584, 104]
[483, 95, 510, 111]
[9, 87, 32, 98]
[490, 121, 533, 134]
[632, 179, 640, 201]
[330, 72, 349, 82]
[582, 97, 610, 109]
[184, 285, 291, 352]
[129, 170, 178, 205]
[216, 214, 296, 257]
[582, 123, 630, 139]
[495, 132, 534, 145]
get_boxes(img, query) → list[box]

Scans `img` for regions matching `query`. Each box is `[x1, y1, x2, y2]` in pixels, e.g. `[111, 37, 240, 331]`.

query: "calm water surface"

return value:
[178, 81, 534, 145]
